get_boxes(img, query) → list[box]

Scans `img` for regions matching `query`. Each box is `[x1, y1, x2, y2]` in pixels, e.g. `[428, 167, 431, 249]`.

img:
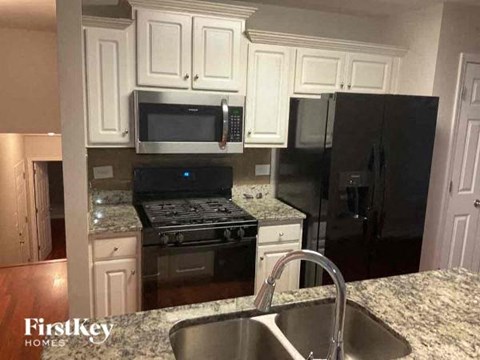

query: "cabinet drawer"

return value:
[93, 236, 137, 260]
[258, 224, 301, 245]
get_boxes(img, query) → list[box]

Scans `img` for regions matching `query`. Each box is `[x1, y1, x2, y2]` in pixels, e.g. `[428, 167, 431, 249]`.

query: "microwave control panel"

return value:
[229, 108, 243, 142]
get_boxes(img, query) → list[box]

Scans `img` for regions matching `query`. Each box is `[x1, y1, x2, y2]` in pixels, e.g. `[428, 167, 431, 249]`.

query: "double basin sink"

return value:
[170, 300, 411, 360]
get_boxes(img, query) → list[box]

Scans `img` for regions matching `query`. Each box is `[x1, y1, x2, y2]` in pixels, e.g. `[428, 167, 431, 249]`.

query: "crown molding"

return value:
[82, 16, 133, 29]
[128, 0, 257, 19]
[246, 30, 408, 57]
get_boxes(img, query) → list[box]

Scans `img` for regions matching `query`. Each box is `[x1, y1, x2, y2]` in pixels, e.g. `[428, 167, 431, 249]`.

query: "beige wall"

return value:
[383, 4, 444, 95]
[0, 28, 60, 134]
[421, 3, 480, 270]
[23, 134, 62, 159]
[0, 134, 25, 265]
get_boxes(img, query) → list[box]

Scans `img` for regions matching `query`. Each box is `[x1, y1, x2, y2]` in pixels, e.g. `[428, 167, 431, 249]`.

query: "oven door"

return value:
[142, 239, 256, 310]
[134, 91, 244, 154]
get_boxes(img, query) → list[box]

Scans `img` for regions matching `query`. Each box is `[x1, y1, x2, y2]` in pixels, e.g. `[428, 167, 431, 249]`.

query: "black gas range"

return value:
[133, 167, 258, 310]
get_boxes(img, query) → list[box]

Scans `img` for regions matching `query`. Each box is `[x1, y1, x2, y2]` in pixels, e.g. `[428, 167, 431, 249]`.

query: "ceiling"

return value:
[0, 0, 56, 32]
[1, 0, 480, 32]
[239, 0, 480, 17]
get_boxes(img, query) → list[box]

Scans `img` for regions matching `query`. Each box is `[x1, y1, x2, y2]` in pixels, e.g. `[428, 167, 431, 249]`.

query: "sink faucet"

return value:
[254, 250, 346, 360]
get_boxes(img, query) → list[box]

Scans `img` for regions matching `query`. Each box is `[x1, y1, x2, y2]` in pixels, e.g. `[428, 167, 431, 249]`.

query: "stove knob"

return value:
[223, 228, 232, 240]
[175, 232, 184, 244]
[159, 233, 169, 246]
[237, 227, 245, 239]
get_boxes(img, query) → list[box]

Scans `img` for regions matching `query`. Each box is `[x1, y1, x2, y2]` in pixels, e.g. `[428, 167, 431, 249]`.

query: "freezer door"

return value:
[371, 95, 438, 278]
[323, 93, 385, 283]
[277, 97, 331, 287]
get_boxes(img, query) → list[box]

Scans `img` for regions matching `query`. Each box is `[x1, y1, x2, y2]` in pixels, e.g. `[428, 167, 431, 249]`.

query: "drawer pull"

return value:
[113, 247, 119, 252]
[279, 232, 284, 237]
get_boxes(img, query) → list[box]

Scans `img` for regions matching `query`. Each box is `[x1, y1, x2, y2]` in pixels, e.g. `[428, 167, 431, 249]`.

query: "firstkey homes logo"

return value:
[24, 318, 114, 347]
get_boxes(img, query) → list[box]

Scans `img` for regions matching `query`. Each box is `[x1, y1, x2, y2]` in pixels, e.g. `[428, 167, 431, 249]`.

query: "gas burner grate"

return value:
[143, 197, 253, 227]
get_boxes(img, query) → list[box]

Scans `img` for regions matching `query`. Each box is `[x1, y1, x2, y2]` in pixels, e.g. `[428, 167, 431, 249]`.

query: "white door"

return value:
[192, 17, 242, 92]
[245, 44, 292, 147]
[256, 243, 300, 293]
[34, 162, 52, 260]
[85, 26, 132, 145]
[345, 53, 393, 94]
[94, 258, 138, 317]
[443, 62, 480, 272]
[14, 161, 30, 263]
[137, 11, 192, 88]
[294, 48, 346, 94]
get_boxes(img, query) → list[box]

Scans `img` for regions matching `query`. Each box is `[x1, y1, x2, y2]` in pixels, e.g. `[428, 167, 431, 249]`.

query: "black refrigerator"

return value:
[277, 93, 438, 287]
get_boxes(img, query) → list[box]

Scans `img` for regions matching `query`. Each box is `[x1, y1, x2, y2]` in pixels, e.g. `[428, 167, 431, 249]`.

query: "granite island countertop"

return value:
[42, 268, 480, 359]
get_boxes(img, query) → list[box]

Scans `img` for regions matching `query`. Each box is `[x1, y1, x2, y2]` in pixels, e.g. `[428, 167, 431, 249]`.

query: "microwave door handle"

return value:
[219, 98, 229, 149]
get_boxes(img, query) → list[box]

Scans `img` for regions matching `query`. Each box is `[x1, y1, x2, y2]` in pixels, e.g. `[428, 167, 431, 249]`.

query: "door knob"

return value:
[474, 199, 480, 208]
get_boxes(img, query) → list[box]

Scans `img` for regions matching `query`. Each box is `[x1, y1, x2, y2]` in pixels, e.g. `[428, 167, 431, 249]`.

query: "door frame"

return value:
[438, 53, 480, 268]
[27, 156, 62, 262]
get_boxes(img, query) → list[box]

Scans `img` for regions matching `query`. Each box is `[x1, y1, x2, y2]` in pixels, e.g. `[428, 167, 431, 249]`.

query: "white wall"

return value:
[0, 134, 25, 265]
[421, 3, 480, 270]
[383, 4, 444, 95]
[0, 28, 61, 134]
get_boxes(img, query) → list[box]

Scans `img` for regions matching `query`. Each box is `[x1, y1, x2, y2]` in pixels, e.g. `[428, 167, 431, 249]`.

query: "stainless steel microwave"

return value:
[134, 91, 245, 154]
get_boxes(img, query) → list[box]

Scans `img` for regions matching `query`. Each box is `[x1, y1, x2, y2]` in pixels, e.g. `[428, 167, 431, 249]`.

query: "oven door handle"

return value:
[146, 238, 256, 256]
[219, 98, 229, 149]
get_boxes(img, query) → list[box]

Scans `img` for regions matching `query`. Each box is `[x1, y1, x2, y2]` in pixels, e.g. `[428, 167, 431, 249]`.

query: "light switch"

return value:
[255, 164, 271, 176]
[93, 166, 114, 179]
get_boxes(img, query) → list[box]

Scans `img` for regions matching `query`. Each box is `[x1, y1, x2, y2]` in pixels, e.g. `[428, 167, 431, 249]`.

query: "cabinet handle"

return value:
[340, 83, 344, 89]
[194, 74, 199, 81]
[113, 247, 119, 252]
[247, 130, 252, 136]
[279, 232, 284, 237]
[131, 270, 136, 276]
[184, 73, 190, 80]
[122, 130, 129, 136]
[348, 84, 352, 90]
[260, 257, 264, 261]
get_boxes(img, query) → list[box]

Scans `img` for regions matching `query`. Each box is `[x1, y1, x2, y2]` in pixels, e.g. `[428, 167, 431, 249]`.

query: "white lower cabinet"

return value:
[94, 258, 138, 317]
[255, 223, 302, 293]
[92, 235, 140, 317]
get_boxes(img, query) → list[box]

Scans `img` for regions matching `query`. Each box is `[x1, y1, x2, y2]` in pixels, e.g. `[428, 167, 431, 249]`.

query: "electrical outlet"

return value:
[93, 166, 114, 179]
[255, 164, 271, 176]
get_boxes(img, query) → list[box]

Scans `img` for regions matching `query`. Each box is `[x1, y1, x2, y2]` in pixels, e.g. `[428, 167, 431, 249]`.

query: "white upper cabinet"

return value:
[137, 11, 192, 88]
[192, 17, 242, 91]
[345, 53, 393, 94]
[84, 24, 133, 146]
[136, 10, 245, 92]
[294, 48, 346, 94]
[245, 43, 293, 147]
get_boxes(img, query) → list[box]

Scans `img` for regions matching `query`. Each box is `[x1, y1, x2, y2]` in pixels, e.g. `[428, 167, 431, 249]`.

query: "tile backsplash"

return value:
[88, 148, 272, 190]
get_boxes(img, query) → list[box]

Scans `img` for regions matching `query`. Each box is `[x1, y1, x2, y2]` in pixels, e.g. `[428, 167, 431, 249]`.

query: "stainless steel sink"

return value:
[170, 318, 293, 360]
[275, 301, 412, 360]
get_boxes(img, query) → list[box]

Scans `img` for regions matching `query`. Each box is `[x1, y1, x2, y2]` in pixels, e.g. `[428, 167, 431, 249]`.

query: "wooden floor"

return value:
[0, 260, 68, 360]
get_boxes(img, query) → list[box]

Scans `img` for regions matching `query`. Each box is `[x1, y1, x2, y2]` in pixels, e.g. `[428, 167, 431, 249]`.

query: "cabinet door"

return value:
[137, 11, 192, 88]
[245, 44, 292, 147]
[294, 48, 346, 94]
[85, 26, 132, 145]
[256, 243, 301, 293]
[345, 53, 393, 94]
[192, 17, 242, 92]
[94, 258, 137, 317]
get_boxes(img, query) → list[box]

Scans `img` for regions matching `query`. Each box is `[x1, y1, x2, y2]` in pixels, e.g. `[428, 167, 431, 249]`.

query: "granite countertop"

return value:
[89, 190, 142, 235]
[232, 184, 306, 223]
[42, 268, 480, 359]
